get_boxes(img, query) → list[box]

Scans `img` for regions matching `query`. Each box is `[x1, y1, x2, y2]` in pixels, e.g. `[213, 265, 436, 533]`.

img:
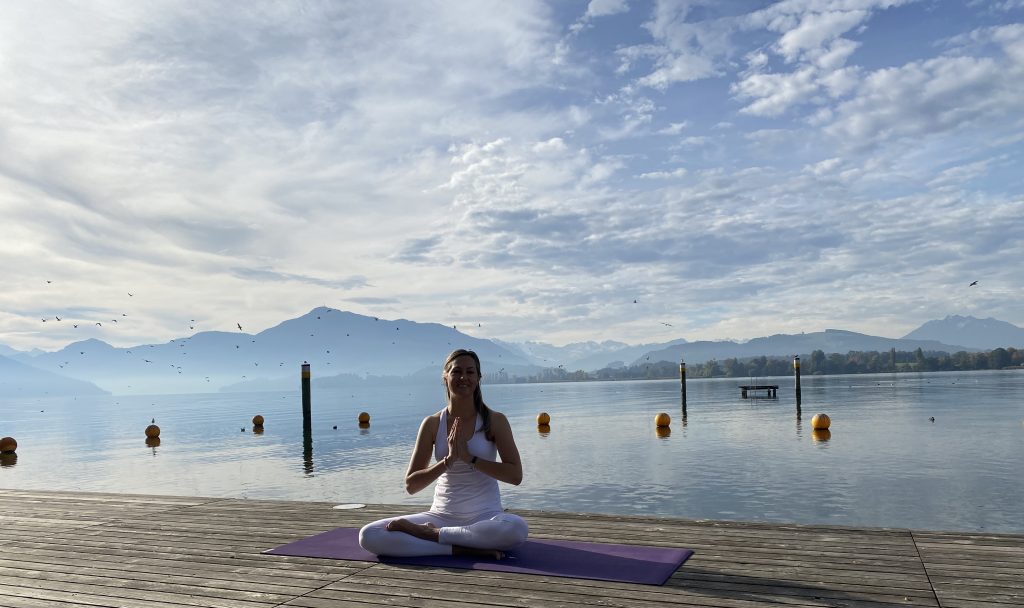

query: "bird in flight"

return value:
[55, 316, 61, 321]
[969, 281, 978, 287]
[660, 322, 672, 327]
[128, 292, 134, 296]
[95, 322, 102, 326]
[237, 323, 243, 331]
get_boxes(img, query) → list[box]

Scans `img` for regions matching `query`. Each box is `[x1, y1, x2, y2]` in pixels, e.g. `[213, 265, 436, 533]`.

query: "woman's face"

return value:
[445, 355, 480, 397]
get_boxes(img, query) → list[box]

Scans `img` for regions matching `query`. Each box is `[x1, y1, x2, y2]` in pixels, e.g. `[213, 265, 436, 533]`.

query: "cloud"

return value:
[586, 0, 629, 18]
[824, 53, 1023, 149]
[637, 168, 688, 179]
[230, 268, 369, 290]
[773, 10, 869, 62]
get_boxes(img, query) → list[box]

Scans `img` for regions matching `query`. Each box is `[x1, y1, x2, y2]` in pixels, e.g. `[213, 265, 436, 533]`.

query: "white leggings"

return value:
[359, 511, 528, 557]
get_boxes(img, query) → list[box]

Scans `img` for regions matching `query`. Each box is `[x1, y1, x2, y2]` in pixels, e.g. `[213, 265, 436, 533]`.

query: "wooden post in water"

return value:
[301, 361, 313, 474]
[679, 358, 687, 415]
[793, 355, 802, 409]
[301, 362, 312, 425]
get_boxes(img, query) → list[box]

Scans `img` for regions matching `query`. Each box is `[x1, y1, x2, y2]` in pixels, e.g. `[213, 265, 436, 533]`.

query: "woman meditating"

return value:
[359, 349, 528, 559]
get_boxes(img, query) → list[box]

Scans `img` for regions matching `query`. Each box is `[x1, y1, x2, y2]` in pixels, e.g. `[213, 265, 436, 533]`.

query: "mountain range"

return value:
[1, 309, 1021, 397]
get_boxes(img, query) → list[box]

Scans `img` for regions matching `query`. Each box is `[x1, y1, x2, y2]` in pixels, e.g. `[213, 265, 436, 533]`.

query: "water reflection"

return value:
[655, 426, 671, 439]
[302, 421, 314, 475]
[536, 424, 550, 437]
[811, 428, 832, 443]
[0, 453, 16, 467]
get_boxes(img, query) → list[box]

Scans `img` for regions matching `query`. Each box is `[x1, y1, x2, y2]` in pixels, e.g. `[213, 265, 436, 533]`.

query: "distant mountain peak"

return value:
[903, 315, 1024, 350]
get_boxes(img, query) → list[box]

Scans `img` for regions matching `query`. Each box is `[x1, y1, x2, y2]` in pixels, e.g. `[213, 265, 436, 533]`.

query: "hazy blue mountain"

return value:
[5, 311, 1017, 395]
[902, 315, 1024, 350]
[495, 338, 689, 371]
[637, 329, 975, 368]
[0, 353, 109, 397]
[9, 308, 536, 395]
[0, 344, 22, 357]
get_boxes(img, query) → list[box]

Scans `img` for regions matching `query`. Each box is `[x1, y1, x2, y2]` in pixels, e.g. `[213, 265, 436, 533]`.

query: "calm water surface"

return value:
[2, 370, 1022, 533]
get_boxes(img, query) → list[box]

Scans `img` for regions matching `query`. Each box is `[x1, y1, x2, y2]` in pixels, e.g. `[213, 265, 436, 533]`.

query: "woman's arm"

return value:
[466, 411, 523, 486]
[403, 415, 450, 494]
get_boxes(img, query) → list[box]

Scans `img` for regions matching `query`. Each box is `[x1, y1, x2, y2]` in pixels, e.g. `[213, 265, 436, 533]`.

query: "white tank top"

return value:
[431, 408, 502, 517]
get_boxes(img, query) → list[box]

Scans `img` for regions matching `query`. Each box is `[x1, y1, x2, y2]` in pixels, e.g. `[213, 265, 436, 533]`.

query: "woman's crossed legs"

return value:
[359, 511, 528, 559]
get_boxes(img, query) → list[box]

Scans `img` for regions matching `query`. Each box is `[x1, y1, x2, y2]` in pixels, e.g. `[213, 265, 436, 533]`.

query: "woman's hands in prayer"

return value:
[447, 416, 472, 465]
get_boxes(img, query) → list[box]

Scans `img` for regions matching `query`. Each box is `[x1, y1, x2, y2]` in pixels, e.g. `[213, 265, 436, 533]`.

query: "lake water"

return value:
[2, 370, 1023, 533]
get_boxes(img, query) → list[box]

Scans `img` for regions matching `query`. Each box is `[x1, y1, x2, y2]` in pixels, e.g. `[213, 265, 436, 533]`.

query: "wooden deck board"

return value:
[0, 490, 1020, 608]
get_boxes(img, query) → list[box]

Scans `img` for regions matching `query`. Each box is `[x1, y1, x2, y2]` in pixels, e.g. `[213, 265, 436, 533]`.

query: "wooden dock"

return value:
[0, 489, 1021, 607]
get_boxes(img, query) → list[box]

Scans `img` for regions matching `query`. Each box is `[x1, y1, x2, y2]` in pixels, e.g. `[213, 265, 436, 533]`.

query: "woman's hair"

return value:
[443, 349, 493, 440]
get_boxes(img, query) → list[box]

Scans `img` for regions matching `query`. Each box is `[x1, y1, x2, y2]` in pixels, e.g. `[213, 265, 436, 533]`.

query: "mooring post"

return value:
[301, 361, 313, 474]
[301, 361, 312, 425]
[679, 358, 687, 415]
[793, 355, 802, 408]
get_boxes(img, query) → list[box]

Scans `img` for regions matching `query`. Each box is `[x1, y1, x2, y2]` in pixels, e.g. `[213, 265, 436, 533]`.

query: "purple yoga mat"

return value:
[263, 527, 693, 586]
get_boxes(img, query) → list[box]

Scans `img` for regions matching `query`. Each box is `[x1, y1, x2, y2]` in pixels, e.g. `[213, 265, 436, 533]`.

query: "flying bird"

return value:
[660, 322, 673, 326]
[95, 322, 102, 326]
[55, 316, 61, 321]
[237, 323, 243, 331]
[128, 292, 134, 296]
[969, 281, 978, 287]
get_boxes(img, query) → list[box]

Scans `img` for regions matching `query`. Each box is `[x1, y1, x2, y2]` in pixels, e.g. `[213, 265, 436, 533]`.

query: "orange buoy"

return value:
[358, 412, 370, 424]
[0, 436, 17, 454]
[252, 414, 265, 427]
[654, 412, 671, 427]
[811, 413, 831, 430]
[144, 425, 160, 439]
[536, 412, 550, 425]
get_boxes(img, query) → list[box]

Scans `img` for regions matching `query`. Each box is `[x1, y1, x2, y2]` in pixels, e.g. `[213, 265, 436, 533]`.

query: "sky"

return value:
[1, 0, 1023, 352]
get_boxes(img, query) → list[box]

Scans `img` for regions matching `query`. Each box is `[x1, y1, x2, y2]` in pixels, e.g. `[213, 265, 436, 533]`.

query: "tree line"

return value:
[498, 347, 1024, 383]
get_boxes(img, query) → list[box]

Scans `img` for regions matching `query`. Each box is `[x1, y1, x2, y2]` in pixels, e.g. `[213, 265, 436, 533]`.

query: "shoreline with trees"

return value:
[495, 347, 1024, 384]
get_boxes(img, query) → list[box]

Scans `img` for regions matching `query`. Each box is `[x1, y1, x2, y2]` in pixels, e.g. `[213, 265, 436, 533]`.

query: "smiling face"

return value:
[444, 354, 481, 398]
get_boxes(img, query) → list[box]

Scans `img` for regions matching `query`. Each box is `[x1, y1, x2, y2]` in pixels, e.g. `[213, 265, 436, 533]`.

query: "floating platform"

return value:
[739, 384, 779, 398]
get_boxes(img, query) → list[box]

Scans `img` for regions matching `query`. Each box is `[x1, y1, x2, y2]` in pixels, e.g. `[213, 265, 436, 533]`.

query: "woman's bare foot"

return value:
[453, 545, 506, 560]
[386, 519, 440, 542]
